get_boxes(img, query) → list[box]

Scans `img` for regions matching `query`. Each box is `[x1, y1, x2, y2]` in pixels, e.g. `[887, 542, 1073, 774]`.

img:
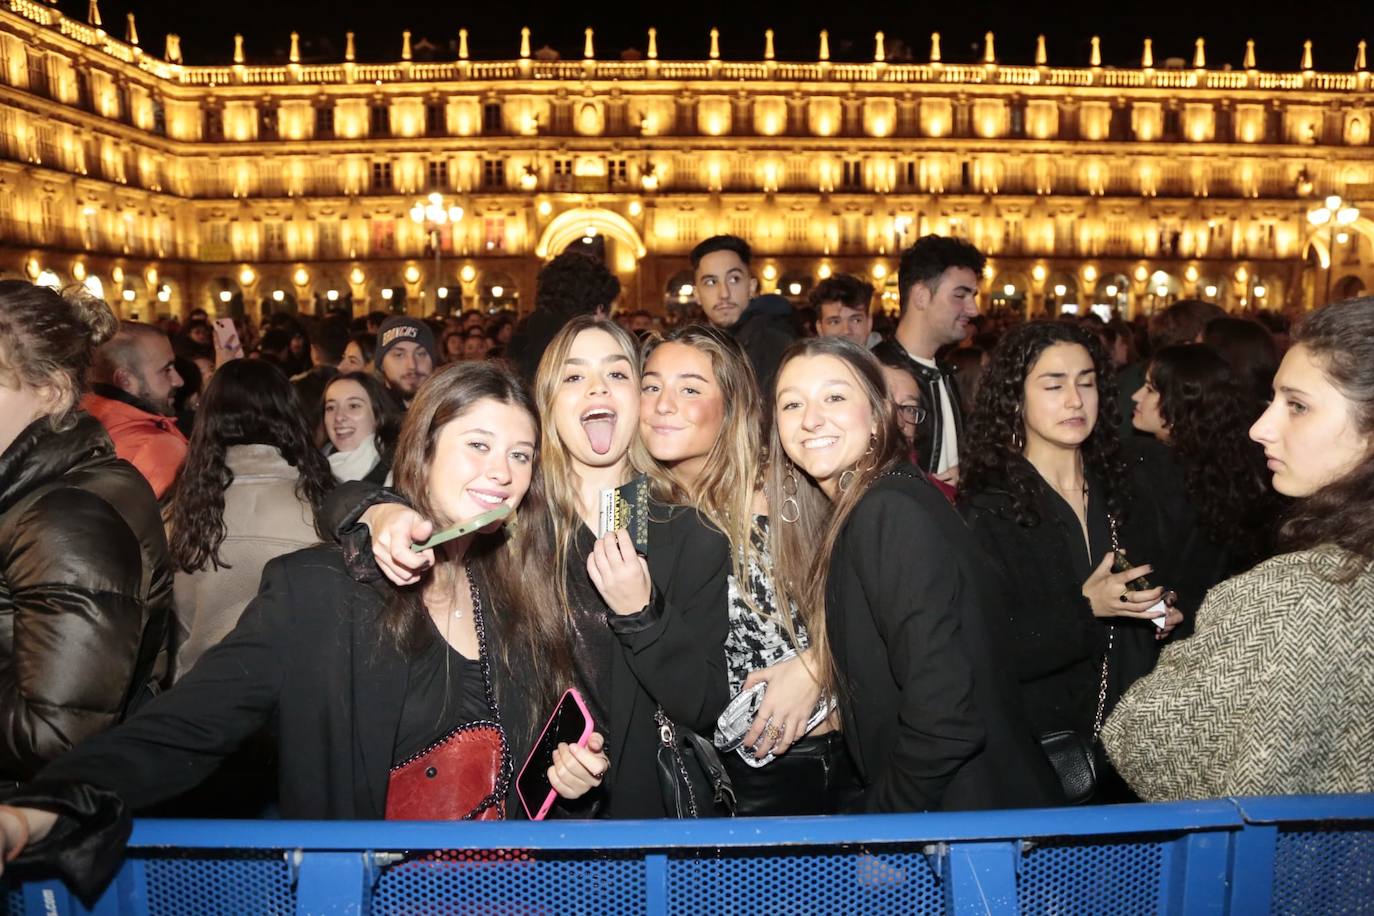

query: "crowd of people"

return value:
[0, 230, 1370, 896]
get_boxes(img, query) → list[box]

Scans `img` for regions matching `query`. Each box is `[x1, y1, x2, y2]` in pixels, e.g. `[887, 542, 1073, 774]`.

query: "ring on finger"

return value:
[1119, 592, 1129, 603]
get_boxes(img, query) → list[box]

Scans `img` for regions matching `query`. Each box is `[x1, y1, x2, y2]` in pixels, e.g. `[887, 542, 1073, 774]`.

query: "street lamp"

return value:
[1308, 194, 1360, 305]
[409, 192, 464, 315]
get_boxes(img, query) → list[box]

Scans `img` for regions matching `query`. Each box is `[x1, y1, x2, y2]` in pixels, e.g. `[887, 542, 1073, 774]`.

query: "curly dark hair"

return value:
[534, 251, 621, 318]
[166, 359, 335, 573]
[1150, 344, 1279, 567]
[1276, 297, 1374, 578]
[959, 320, 1128, 527]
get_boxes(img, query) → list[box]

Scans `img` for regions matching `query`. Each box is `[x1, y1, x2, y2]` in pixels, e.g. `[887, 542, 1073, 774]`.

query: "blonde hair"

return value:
[533, 316, 652, 621]
[641, 325, 796, 638]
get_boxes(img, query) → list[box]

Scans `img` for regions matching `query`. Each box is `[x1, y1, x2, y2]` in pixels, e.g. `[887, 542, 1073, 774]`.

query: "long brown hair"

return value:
[764, 337, 906, 699]
[1277, 297, 1374, 579]
[533, 315, 651, 623]
[640, 325, 781, 628]
[383, 361, 570, 723]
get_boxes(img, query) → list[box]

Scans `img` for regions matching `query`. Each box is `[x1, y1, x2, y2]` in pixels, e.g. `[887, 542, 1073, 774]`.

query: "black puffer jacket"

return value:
[0, 415, 172, 782]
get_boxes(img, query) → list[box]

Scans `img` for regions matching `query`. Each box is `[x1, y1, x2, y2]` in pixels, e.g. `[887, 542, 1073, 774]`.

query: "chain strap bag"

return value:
[1038, 514, 1135, 805]
[385, 565, 511, 821]
[654, 708, 736, 818]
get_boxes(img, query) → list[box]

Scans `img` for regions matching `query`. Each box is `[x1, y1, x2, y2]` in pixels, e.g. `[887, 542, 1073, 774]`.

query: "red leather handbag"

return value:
[386, 721, 508, 821]
[384, 563, 511, 821]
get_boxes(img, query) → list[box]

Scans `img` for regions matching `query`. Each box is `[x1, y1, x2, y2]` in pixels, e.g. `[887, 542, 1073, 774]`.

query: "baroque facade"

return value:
[3, 0, 1374, 320]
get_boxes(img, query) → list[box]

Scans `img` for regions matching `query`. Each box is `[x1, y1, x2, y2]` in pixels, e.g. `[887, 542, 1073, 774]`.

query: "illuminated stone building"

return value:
[3, 1, 1373, 320]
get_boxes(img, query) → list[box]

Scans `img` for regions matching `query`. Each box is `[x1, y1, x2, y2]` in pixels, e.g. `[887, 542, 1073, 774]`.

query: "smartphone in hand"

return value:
[212, 318, 243, 364]
[516, 688, 594, 820]
[410, 505, 512, 552]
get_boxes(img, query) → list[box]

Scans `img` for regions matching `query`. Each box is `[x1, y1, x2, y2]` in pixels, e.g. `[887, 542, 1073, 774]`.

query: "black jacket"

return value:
[1125, 438, 1275, 639]
[729, 295, 798, 395]
[319, 481, 732, 818]
[0, 415, 172, 783]
[869, 340, 964, 474]
[826, 467, 1063, 813]
[958, 465, 1166, 740]
[11, 545, 549, 896]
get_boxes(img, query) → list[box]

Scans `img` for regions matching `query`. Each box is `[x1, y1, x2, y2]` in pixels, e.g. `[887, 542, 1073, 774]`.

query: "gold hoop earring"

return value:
[780, 461, 801, 523]
[859, 434, 879, 473]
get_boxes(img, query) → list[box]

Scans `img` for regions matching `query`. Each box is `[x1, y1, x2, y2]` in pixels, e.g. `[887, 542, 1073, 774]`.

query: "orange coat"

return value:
[80, 392, 188, 499]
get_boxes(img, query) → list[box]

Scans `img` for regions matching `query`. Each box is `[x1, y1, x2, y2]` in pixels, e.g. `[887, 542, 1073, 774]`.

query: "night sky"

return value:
[55, 0, 1374, 72]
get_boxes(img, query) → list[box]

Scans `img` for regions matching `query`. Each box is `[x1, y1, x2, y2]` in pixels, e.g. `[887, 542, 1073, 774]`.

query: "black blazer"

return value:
[826, 467, 1063, 813]
[317, 482, 732, 819]
[602, 504, 730, 817]
[959, 465, 1165, 739]
[11, 545, 546, 897]
[28, 545, 540, 818]
[1124, 438, 1274, 640]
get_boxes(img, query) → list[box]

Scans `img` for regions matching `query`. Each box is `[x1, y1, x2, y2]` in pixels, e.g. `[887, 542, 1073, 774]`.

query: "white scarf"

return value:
[327, 436, 381, 483]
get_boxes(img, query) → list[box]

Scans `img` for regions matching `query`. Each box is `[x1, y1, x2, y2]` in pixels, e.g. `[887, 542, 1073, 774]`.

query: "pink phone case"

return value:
[517, 687, 594, 820]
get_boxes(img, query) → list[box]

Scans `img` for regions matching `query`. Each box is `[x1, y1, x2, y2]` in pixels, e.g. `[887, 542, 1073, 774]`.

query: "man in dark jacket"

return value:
[690, 235, 798, 394]
[505, 251, 621, 382]
[871, 235, 984, 485]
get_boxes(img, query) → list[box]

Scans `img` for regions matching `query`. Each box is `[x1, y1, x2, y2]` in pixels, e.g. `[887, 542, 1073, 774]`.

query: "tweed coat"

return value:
[1102, 547, 1374, 800]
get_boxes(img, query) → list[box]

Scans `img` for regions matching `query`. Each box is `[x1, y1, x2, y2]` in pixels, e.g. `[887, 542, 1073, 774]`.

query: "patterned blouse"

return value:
[713, 517, 831, 760]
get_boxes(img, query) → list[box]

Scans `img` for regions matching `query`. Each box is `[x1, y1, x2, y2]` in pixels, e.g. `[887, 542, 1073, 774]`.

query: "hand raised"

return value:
[586, 530, 651, 617]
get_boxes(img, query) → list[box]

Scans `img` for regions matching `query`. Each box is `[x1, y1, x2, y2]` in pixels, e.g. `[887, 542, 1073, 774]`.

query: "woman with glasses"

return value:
[876, 352, 953, 501]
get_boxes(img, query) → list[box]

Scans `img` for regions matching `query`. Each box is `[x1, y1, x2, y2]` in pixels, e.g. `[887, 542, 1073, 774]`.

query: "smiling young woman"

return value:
[765, 336, 1061, 813]
[592, 324, 857, 816]
[313, 318, 732, 819]
[1103, 297, 1374, 801]
[0, 362, 609, 892]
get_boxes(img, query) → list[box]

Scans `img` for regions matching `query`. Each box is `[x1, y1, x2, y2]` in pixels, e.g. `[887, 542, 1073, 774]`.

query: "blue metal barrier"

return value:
[4, 795, 1372, 915]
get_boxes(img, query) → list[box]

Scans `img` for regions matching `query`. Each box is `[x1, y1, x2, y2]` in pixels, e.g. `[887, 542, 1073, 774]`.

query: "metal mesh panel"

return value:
[371, 848, 646, 916]
[1015, 839, 1164, 915]
[1271, 828, 1374, 916]
[667, 847, 944, 915]
[138, 851, 294, 916]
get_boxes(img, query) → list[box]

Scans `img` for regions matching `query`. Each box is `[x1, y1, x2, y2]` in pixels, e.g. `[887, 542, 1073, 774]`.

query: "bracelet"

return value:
[0, 804, 30, 863]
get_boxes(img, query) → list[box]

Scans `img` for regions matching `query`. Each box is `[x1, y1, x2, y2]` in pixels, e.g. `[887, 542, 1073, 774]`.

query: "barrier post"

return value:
[291, 850, 373, 916]
[1226, 823, 1278, 913]
[1163, 831, 1232, 913]
[944, 841, 1020, 915]
[644, 853, 668, 916]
